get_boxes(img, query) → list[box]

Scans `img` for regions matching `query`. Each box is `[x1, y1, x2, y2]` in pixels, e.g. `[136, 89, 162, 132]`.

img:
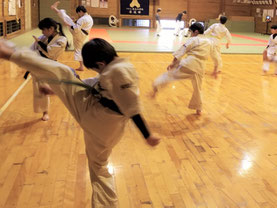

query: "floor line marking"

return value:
[231, 33, 268, 43]
[0, 76, 31, 117]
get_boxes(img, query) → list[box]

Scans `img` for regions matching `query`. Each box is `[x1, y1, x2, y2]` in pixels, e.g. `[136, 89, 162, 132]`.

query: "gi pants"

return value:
[210, 37, 223, 70]
[174, 20, 182, 36]
[153, 66, 203, 110]
[57, 9, 88, 62]
[156, 20, 161, 35]
[263, 47, 277, 74]
[32, 75, 49, 113]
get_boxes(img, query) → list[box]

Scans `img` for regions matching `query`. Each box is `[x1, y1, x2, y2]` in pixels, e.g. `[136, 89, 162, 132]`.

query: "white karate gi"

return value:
[153, 34, 212, 110]
[30, 34, 67, 113]
[262, 34, 277, 73]
[10, 48, 141, 208]
[57, 9, 93, 61]
[155, 13, 162, 36]
[204, 23, 231, 70]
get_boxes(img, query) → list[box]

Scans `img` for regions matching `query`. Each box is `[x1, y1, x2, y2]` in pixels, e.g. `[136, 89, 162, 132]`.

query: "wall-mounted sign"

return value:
[120, 0, 149, 15]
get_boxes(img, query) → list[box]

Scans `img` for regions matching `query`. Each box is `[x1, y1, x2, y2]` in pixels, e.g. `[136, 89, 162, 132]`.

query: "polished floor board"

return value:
[1, 52, 277, 207]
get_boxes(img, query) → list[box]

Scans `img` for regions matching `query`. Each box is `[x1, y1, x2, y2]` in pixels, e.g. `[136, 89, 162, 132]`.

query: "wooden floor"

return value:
[1, 52, 277, 208]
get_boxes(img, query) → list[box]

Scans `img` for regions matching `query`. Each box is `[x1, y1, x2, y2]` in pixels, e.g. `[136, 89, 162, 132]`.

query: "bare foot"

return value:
[75, 67, 84, 71]
[196, 109, 201, 115]
[51, 1, 60, 10]
[42, 112, 49, 121]
[211, 71, 218, 79]
[262, 70, 267, 76]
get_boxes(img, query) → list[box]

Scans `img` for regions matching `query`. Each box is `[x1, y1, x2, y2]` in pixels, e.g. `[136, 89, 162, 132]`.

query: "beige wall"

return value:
[25, 0, 31, 30]
[78, 0, 252, 27]
[31, 0, 39, 28]
[11, 0, 275, 34]
[39, 0, 71, 21]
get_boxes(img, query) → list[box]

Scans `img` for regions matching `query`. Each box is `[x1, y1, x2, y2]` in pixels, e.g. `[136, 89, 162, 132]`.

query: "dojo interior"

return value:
[1, 0, 277, 207]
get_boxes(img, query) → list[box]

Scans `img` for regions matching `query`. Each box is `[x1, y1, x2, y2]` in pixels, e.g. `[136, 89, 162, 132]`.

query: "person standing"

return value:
[153, 23, 212, 115]
[204, 15, 231, 77]
[174, 10, 186, 36]
[155, 8, 162, 36]
[51, 1, 93, 71]
[0, 38, 161, 207]
[30, 18, 68, 121]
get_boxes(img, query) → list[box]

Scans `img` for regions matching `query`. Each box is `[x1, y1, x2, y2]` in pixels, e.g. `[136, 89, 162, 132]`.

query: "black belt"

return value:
[99, 97, 123, 115]
[90, 87, 122, 115]
[70, 26, 89, 36]
[81, 29, 88, 36]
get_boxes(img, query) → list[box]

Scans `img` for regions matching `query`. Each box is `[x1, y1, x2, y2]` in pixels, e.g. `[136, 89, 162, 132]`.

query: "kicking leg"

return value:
[51, 1, 60, 13]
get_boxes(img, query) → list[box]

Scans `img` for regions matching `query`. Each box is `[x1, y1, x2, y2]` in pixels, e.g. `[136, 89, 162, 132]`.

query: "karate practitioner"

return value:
[152, 22, 212, 115]
[51, 1, 93, 71]
[262, 25, 277, 75]
[155, 8, 162, 36]
[174, 11, 186, 36]
[0, 38, 160, 208]
[204, 15, 231, 77]
[30, 17, 68, 121]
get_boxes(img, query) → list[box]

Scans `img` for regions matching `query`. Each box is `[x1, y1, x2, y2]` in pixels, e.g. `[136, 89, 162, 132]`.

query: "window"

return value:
[6, 19, 21, 34]
[122, 19, 150, 27]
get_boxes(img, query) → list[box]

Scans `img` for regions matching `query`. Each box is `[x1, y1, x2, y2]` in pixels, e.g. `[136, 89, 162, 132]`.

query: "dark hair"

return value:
[189, 22, 204, 34]
[183, 11, 187, 14]
[271, 25, 277, 29]
[76, 5, 87, 13]
[38, 18, 69, 49]
[82, 38, 118, 69]
[157, 8, 161, 12]
[220, 16, 228, 24]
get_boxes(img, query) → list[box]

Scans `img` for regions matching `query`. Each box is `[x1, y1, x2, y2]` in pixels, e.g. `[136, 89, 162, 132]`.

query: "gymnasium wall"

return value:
[208, 18, 255, 33]
[251, 3, 277, 34]
[4, 0, 277, 36]
[39, 0, 71, 22]
[77, 0, 252, 25]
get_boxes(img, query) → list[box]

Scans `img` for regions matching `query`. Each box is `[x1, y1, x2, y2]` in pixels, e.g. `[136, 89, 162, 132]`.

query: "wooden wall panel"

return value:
[31, 0, 39, 28]
[62, 0, 255, 28]
[189, 0, 221, 21]
[3, 0, 8, 17]
[0, 0, 2, 19]
[157, 0, 187, 19]
[86, 0, 117, 18]
[9, 0, 263, 34]
[0, 0, 26, 37]
[225, 0, 251, 17]
[251, 3, 276, 34]
[77, 0, 252, 24]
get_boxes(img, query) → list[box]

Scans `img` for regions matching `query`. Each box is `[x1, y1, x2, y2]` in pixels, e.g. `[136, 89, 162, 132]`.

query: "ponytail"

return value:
[57, 22, 69, 50]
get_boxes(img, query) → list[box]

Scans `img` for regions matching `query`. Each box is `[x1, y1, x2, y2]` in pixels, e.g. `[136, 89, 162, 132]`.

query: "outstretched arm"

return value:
[225, 30, 232, 49]
[131, 114, 160, 146]
[204, 25, 214, 35]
